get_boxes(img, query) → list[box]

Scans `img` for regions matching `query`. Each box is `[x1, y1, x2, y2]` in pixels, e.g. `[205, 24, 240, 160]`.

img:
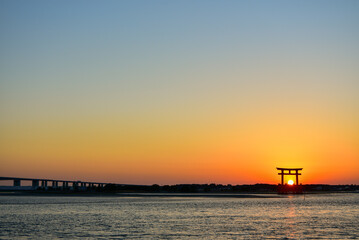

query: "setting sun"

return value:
[288, 180, 294, 185]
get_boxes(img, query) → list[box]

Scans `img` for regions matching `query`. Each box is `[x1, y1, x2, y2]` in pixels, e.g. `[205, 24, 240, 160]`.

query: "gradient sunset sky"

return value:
[1, 1, 358, 185]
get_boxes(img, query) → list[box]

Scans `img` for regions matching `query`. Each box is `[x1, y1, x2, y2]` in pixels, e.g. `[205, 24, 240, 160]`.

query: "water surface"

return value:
[0, 193, 358, 239]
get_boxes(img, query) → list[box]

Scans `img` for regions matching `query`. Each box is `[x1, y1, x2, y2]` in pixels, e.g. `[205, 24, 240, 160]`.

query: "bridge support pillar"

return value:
[52, 181, 58, 188]
[41, 180, 48, 188]
[32, 180, 39, 188]
[13, 180, 21, 187]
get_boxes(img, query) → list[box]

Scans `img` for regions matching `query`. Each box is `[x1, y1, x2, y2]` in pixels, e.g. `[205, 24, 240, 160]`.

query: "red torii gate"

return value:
[276, 167, 303, 185]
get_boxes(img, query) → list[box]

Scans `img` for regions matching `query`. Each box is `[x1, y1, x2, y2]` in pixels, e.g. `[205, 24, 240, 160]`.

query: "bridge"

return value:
[0, 176, 123, 190]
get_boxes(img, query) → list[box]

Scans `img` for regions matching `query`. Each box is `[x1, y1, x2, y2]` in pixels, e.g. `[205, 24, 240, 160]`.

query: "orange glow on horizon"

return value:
[0, 73, 358, 185]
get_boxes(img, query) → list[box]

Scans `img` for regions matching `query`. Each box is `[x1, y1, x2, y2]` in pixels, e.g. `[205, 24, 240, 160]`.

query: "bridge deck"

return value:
[0, 176, 139, 186]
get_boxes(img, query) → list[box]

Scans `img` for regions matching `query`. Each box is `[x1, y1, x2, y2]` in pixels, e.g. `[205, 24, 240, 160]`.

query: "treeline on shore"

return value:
[98, 183, 359, 193]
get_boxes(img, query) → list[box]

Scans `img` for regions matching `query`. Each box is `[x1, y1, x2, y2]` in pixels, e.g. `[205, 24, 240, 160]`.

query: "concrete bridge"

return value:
[0, 176, 120, 190]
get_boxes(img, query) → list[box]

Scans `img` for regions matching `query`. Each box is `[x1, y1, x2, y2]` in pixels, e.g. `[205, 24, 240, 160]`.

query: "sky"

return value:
[1, 0, 358, 185]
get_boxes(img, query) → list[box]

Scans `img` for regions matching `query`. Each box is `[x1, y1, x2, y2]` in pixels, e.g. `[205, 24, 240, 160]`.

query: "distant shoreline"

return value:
[0, 191, 280, 198]
[0, 191, 357, 198]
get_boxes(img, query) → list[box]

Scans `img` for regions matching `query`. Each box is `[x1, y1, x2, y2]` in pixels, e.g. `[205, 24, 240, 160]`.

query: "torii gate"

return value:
[276, 167, 303, 185]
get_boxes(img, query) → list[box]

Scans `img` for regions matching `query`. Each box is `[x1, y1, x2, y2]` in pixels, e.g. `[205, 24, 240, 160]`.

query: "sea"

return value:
[0, 193, 358, 239]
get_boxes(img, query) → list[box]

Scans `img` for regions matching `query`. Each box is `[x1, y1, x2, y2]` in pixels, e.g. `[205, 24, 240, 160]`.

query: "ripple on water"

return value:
[0, 194, 358, 239]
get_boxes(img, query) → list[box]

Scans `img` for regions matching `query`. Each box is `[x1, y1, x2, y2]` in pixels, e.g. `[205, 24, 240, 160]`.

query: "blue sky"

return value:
[1, 1, 358, 184]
